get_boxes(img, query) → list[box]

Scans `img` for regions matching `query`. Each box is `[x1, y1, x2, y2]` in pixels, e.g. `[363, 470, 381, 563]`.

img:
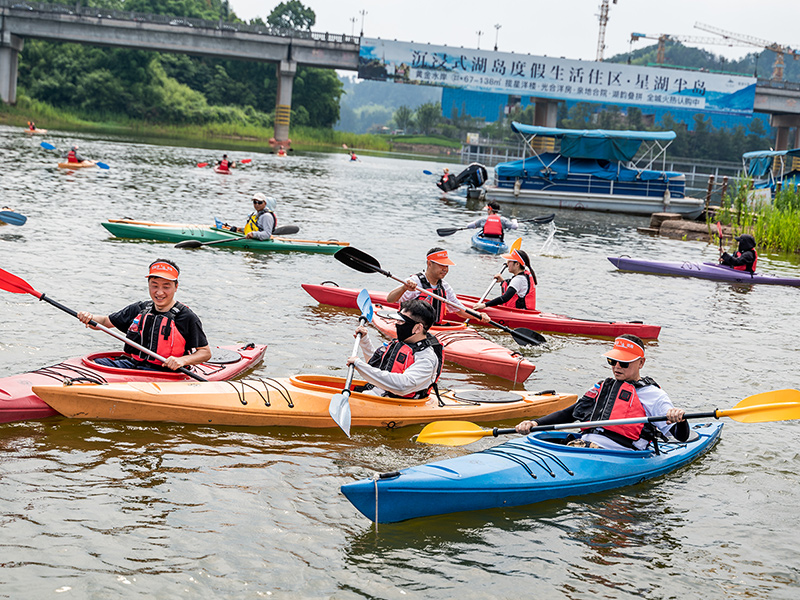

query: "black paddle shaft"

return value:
[39, 293, 207, 382]
[334, 247, 546, 346]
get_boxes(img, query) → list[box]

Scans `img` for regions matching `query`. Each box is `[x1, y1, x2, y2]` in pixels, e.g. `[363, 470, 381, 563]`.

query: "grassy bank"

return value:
[0, 95, 391, 152]
[711, 179, 800, 254]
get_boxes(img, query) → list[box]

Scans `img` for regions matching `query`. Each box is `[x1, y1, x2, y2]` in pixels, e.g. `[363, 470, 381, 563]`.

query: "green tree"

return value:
[267, 1, 315, 30]
[393, 105, 414, 132]
[415, 102, 442, 135]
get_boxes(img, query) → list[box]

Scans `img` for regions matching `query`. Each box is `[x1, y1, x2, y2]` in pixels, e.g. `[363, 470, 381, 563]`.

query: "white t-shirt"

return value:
[354, 334, 439, 397]
[398, 274, 465, 314]
[506, 273, 530, 299]
[582, 383, 676, 451]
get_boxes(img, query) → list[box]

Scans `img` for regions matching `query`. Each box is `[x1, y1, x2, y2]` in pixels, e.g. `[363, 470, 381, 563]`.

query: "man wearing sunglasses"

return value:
[227, 193, 277, 240]
[346, 299, 443, 399]
[516, 334, 689, 450]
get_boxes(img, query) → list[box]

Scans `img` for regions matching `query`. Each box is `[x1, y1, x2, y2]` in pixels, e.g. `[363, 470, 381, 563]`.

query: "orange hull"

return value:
[58, 161, 96, 169]
[34, 374, 575, 429]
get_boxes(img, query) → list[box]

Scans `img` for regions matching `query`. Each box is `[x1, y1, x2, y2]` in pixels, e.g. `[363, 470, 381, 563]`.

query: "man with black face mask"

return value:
[720, 234, 758, 273]
[346, 299, 443, 399]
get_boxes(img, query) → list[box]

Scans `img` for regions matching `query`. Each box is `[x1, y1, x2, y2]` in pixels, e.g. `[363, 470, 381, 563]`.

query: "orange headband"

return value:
[426, 250, 455, 266]
[501, 248, 525, 266]
[146, 262, 179, 281]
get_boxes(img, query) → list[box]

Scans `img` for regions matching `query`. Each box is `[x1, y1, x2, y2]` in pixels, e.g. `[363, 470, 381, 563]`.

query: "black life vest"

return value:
[415, 272, 447, 325]
[365, 333, 443, 399]
[124, 301, 188, 367]
[576, 377, 661, 449]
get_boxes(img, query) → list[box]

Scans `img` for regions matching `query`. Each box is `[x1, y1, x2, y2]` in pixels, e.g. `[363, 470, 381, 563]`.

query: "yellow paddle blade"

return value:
[510, 237, 522, 252]
[720, 389, 800, 423]
[416, 420, 494, 446]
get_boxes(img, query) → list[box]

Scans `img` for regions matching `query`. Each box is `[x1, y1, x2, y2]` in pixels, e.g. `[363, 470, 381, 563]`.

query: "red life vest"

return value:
[219, 159, 230, 171]
[124, 301, 188, 367]
[415, 272, 447, 325]
[500, 273, 536, 310]
[579, 377, 659, 448]
[67, 149, 79, 163]
[732, 250, 758, 272]
[482, 214, 504, 239]
[366, 334, 443, 399]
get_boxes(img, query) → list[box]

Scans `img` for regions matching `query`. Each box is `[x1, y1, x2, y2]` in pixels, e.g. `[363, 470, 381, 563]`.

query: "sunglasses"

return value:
[253, 200, 265, 205]
[607, 358, 636, 368]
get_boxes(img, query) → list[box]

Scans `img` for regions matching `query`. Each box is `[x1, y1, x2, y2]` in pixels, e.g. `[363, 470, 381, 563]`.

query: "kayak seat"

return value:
[451, 390, 524, 404]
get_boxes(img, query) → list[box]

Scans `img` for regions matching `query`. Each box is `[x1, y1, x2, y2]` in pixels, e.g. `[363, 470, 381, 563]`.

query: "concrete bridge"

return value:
[0, 0, 359, 142]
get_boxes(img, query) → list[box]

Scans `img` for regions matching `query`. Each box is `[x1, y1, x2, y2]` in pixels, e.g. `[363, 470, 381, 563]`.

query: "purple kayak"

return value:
[608, 257, 800, 287]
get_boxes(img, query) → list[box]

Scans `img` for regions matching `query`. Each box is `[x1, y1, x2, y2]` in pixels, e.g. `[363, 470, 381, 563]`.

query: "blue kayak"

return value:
[471, 232, 508, 254]
[341, 422, 722, 523]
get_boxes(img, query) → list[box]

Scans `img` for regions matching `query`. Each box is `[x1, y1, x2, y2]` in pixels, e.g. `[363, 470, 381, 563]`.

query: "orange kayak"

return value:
[33, 374, 576, 429]
[58, 161, 96, 169]
[370, 307, 536, 383]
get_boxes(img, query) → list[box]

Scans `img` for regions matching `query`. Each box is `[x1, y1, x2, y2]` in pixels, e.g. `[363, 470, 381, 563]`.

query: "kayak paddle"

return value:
[197, 162, 209, 168]
[174, 225, 301, 249]
[423, 170, 434, 175]
[716, 221, 724, 258]
[329, 289, 374, 437]
[476, 238, 522, 303]
[0, 267, 207, 382]
[436, 226, 467, 237]
[416, 389, 800, 446]
[334, 247, 546, 346]
[40, 141, 109, 169]
[437, 215, 554, 236]
[0, 210, 27, 226]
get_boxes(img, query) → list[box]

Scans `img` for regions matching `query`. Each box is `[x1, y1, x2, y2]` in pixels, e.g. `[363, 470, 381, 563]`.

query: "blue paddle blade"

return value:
[96, 162, 110, 170]
[0, 211, 27, 226]
[40, 142, 56, 150]
[423, 169, 433, 175]
[213, 217, 225, 230]
[356, 289, 373, 323]
[329, 391, 352, 437]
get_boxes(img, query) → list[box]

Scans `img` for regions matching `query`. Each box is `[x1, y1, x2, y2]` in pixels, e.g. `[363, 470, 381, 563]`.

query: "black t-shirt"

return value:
[108, 301, 208, 358]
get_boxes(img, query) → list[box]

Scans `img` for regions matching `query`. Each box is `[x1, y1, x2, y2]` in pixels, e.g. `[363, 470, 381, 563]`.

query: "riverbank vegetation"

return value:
[712, 180, 800, 254]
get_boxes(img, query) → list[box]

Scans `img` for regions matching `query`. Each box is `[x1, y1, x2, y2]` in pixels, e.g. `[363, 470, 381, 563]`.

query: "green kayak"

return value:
[101, 219, 348, 255]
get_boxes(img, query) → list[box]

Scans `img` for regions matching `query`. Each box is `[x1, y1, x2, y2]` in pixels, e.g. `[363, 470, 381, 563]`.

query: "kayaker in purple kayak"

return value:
[720, 234, 758, 273]
[516, 334, 689, 450]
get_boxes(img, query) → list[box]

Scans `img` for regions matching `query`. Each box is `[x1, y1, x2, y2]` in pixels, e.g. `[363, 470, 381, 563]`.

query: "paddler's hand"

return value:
[478, 312, 491, 323]
[472, 303, 486, 311]
[493, 273, 505, 283]
[666, 408, 685, 423]
[245, 232, 255, 239]
[353, 325, 368, 337]
[516, 420, 539, 434]
[403, 278, 418, 292]
[162, 356, 187, 371]
[77, 311, 98, 329]
[346, 355, 358, 366]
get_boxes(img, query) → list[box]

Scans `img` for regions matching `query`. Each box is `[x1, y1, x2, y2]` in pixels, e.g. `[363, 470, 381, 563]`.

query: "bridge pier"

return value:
[273, 59, 296, 144]
[533, 98, 559, 128]
[770, 114, 800, 151]
[0, 32, 23, 104]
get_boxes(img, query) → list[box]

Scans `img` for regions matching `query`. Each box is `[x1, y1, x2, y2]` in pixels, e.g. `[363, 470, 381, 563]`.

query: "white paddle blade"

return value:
[329, 392, 352, 437]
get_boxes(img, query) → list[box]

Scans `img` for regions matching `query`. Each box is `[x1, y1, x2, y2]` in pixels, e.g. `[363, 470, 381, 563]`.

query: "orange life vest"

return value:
[124, 302, 188, 367]
[482, 214, 504, 239]
[732, 250, 758, 272]
[67, 149, 79, 163]
[501, 273, 536, 310]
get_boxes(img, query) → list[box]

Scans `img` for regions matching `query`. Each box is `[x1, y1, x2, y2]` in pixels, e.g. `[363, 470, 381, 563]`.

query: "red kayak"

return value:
[370, 307, 534, 383]
[0, 344, 267, 424]
[302, 283, 660, 340]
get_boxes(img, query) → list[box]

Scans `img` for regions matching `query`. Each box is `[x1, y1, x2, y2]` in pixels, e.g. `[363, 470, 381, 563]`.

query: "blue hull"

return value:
[470, 232, 508, 255]
[341, 422, 722, 523]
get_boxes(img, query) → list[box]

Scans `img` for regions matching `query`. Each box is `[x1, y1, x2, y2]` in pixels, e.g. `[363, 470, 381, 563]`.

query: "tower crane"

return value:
[596, 0, 618, 62]
[694, 22, 799, 80]
[630, 32, 753, 65]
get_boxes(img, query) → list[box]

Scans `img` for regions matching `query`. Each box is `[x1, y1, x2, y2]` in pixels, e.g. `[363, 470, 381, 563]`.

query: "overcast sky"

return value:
[229, 0, 797, 66]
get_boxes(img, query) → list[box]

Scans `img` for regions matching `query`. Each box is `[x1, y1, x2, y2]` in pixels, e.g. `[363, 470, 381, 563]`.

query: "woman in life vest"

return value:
[347, 299, 443, 399]
[720, 234, 758, 273]
[465, 201, 518, 241]
[473, 248, 537, 311]
[515, 334, 689, 450]
[227, 193, 277, 240]
[77, 259, 212, 371]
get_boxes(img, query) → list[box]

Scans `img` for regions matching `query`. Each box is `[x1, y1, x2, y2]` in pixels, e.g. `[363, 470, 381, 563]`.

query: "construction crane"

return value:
[694, 22, 799, 80]
[596, 0, 618, 62]
[630, 32, 753, 65]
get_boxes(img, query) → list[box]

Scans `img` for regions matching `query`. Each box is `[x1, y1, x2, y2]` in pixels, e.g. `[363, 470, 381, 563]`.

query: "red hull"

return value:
[371, 309, 534, 383]
[301, 284, 660, 340]
[0, 344, 267, 424]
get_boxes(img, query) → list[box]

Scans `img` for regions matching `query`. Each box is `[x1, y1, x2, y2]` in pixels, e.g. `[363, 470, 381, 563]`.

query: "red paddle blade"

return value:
[716, 221, 723, 237]
[0, 267, 41, 297]
[240, 159, 252, 164]
[197, 162, 208, 168]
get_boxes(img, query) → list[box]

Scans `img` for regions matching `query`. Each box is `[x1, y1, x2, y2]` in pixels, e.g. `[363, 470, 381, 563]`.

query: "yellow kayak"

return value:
[33, 374, 576, 429]
[58, 160, 97, 169]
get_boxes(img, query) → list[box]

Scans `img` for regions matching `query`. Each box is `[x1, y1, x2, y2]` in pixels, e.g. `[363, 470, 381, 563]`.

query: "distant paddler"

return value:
[216, 154, 236, 172]
[466, 201, 518, 242]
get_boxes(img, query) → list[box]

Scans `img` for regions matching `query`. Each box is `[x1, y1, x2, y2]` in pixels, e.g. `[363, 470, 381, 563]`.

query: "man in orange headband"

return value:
[77, 258, 211, 371]
[385, 247, 490, 325]
[516, 334, 688, 450]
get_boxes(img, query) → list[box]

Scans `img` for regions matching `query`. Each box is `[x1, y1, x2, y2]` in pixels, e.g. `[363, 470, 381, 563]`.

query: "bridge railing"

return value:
[0, 0, 359, 44]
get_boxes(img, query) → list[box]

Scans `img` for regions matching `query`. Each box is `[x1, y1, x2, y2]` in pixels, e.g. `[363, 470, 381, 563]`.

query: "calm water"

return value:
[1, 125, 798, 599]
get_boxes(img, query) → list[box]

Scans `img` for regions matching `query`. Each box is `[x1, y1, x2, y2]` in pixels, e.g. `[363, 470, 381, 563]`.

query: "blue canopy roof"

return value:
[510, 123, 676, 162]
[742, 148, 800, 178]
